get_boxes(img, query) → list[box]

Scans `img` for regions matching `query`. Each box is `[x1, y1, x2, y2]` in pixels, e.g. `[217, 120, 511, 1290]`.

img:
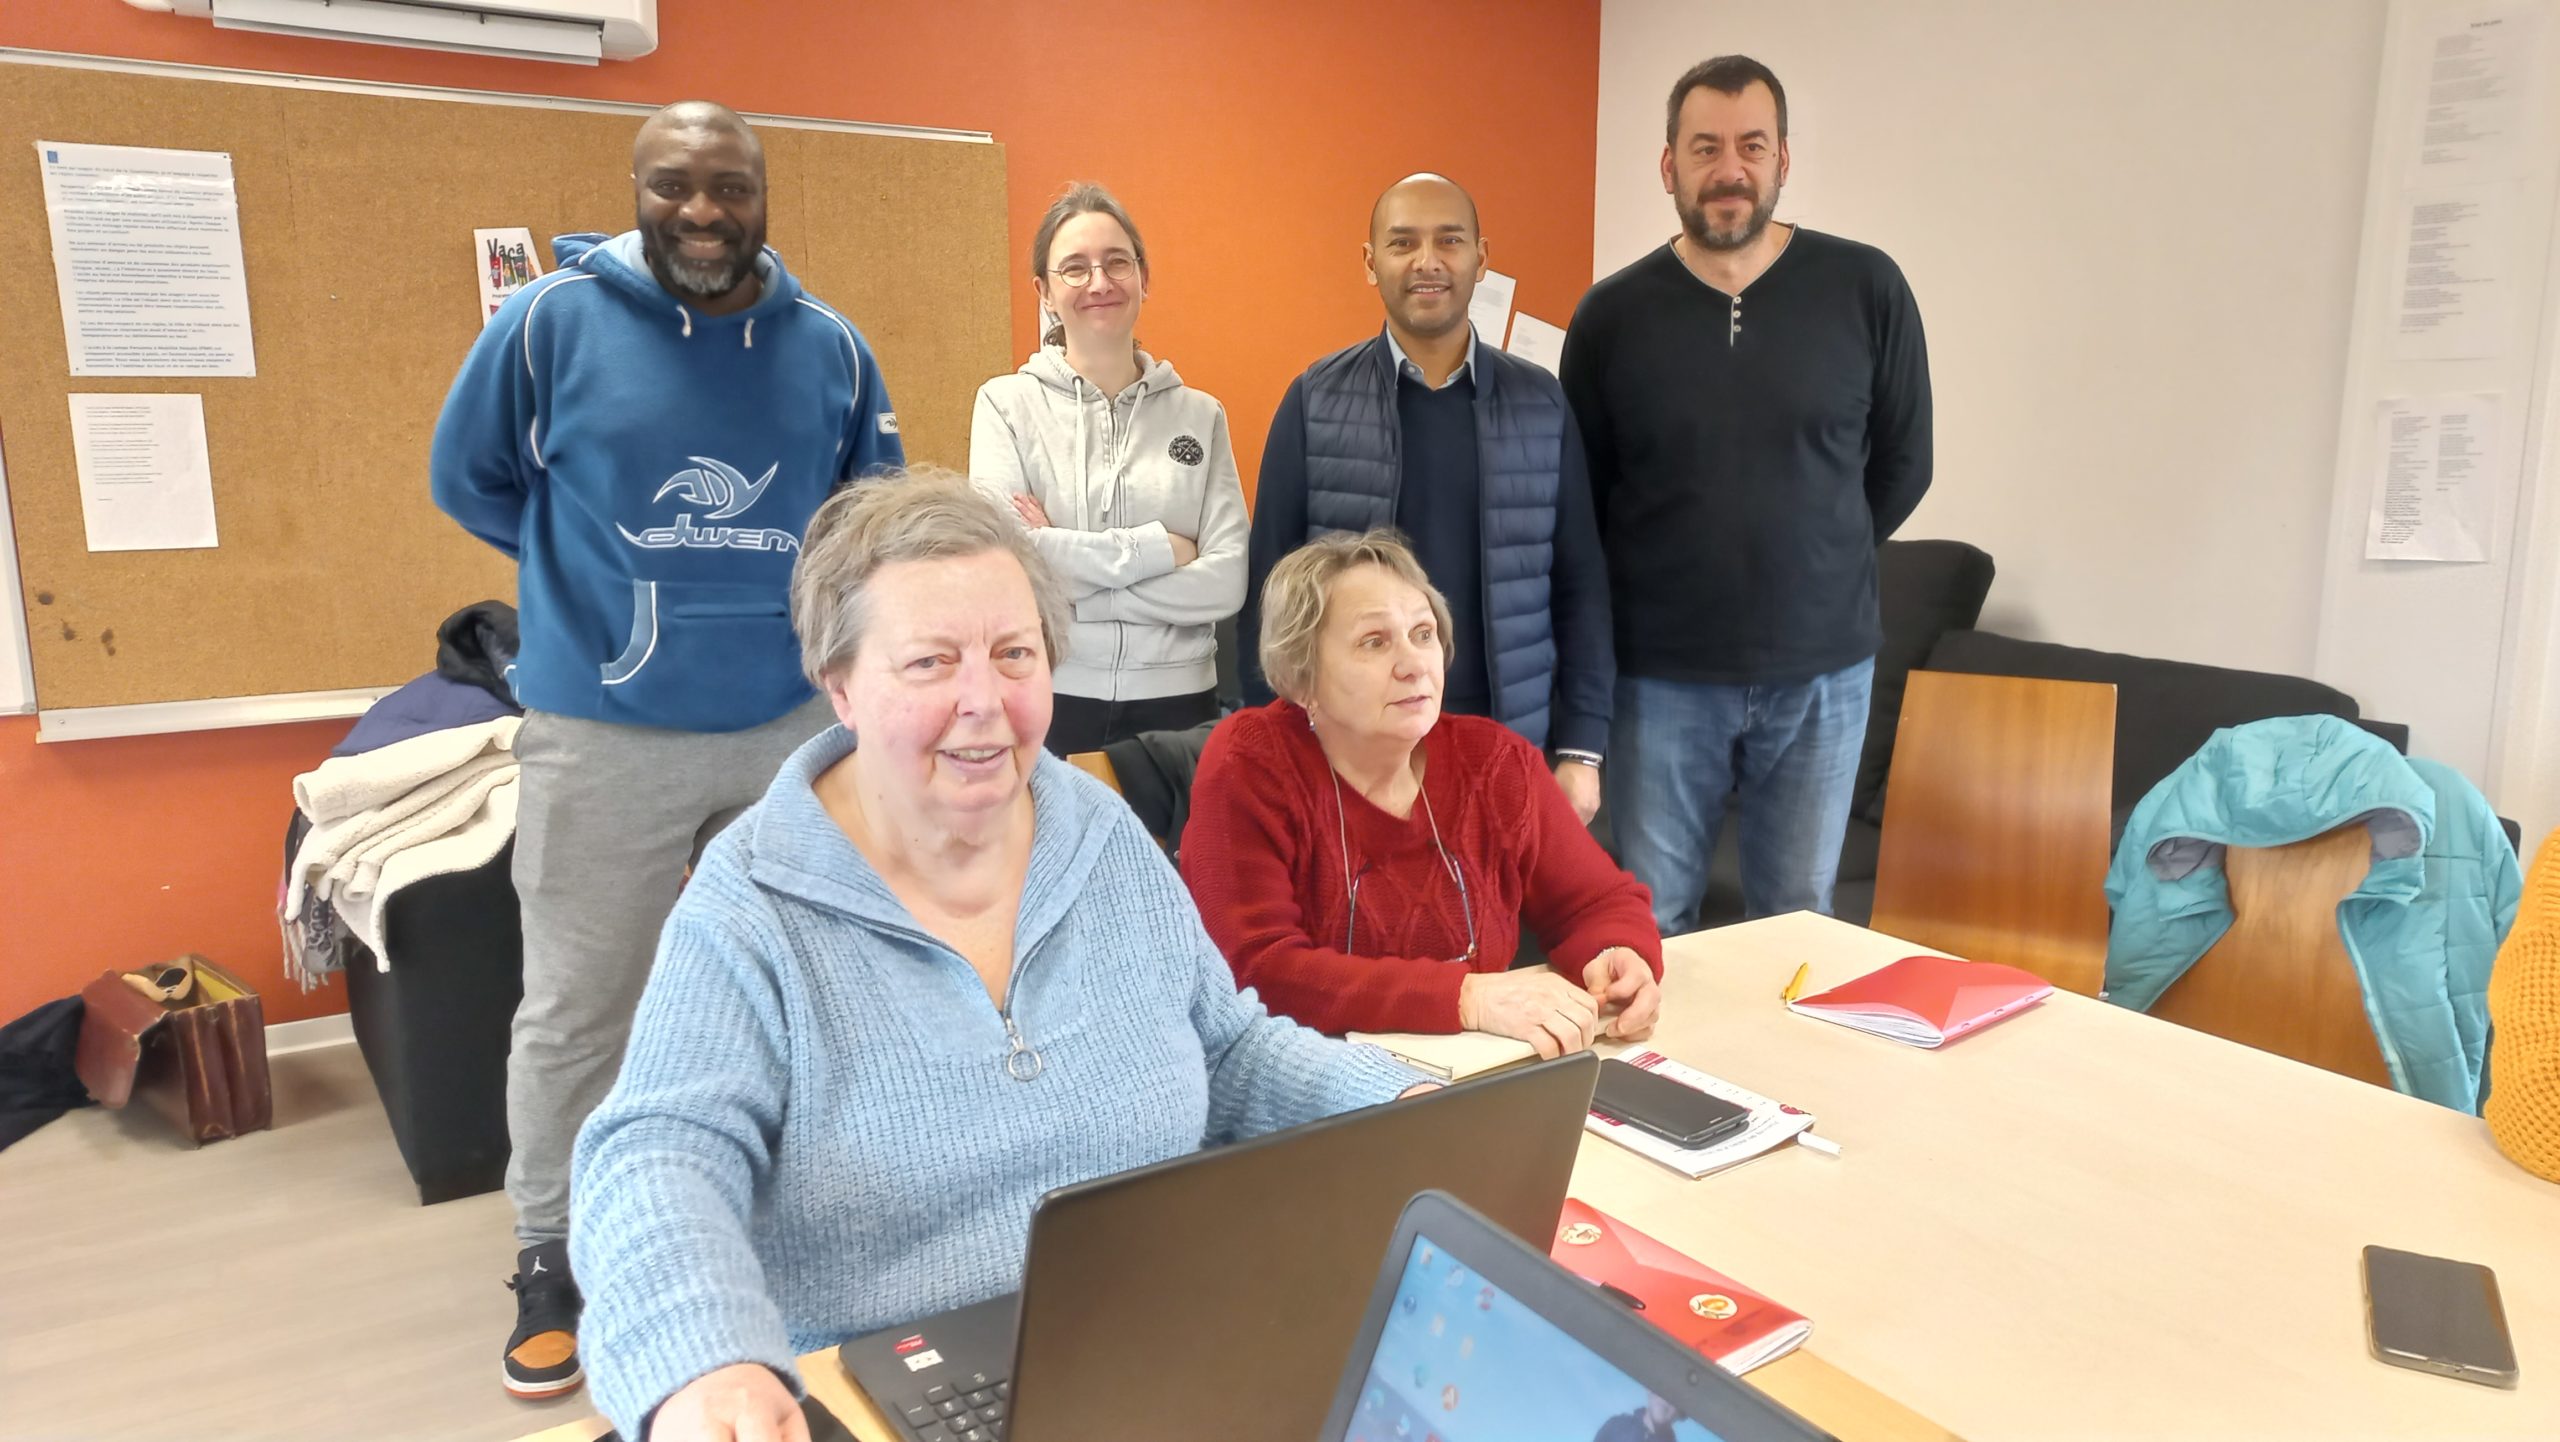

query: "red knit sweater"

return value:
[1180, 701, 1661, 1035]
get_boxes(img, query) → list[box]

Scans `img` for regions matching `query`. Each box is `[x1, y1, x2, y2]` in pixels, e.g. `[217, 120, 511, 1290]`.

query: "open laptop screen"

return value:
[1344, 1232, 1731, 1442]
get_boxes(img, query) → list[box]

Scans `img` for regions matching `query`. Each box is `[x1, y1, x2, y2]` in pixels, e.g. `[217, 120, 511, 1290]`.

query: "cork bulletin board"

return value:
[1, 57, 1009, 711]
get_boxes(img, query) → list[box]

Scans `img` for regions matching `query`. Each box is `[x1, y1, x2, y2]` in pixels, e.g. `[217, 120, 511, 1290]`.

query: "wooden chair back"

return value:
[2148, 825, 2394, 1087]
[1066, 750, 1121, 794]
[1870, 669, 2118, 996]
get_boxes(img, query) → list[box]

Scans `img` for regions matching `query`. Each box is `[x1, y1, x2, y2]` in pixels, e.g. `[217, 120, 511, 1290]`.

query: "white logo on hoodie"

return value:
[618, 455, 800, 553]
[653, 456, 775, 520]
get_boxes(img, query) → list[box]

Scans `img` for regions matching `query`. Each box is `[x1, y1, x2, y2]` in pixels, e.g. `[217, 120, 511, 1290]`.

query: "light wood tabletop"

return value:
[1575, 912, 2560, 1441]
[520, 911, 2560, 1441]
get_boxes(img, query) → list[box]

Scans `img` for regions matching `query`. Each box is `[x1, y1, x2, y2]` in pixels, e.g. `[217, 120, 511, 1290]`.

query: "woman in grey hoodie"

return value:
[970, 183, 1248, 753]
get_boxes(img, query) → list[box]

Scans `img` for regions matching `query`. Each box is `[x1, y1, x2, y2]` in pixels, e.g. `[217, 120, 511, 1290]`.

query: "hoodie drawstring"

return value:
[671, 306, 757, 348]
[1073, 383, 1090, 528]
[1112, 386, 1147, 526]
[1047, 359, 1153, 528]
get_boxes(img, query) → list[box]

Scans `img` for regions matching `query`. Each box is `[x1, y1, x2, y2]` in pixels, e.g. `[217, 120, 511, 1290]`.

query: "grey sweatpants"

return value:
[504, 697, 832, 1245]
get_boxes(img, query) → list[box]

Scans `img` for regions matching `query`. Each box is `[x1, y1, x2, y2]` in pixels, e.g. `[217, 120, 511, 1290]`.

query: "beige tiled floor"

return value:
[0, 1044, 590, 1442]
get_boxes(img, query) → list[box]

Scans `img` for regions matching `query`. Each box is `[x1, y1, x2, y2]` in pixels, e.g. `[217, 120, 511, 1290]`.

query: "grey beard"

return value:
[1682, 189, 1779, 252]
[663, 252, 752, 298]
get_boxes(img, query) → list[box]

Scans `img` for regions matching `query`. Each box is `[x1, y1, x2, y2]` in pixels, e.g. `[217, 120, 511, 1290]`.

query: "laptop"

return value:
[1320, 1190, 1837, 1442]
[839, 1051, 1599, 1442]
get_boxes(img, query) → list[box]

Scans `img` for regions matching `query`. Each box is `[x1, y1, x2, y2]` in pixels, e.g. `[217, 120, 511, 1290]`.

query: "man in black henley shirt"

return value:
[1561, 56, 1932, 932]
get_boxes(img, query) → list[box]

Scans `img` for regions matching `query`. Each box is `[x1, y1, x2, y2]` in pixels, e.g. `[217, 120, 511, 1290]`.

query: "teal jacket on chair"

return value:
[2103, 715, 2519, 1112]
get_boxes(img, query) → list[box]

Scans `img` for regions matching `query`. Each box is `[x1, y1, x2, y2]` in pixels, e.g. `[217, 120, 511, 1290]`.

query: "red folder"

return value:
[1786, 953, 2052, 1047]
[1548, 1199, 1810, 1374]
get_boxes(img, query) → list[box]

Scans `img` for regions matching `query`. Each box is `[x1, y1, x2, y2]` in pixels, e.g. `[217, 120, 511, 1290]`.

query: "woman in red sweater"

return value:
[1182, 532, 1662, 1053]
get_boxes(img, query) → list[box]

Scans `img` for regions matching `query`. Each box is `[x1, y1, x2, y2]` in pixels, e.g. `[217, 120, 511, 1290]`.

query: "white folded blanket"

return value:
[285, 717, 521, 976]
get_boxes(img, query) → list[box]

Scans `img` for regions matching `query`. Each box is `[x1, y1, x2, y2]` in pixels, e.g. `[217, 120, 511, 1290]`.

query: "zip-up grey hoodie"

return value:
[969, 348, 1248, 703]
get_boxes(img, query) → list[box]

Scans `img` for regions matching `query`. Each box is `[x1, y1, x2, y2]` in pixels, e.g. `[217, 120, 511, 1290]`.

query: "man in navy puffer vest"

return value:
[1244, 174, 1614, 822]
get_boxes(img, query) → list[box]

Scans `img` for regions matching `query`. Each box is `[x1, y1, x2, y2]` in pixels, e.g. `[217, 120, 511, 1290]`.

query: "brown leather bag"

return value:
[75, 956, 274, 1144]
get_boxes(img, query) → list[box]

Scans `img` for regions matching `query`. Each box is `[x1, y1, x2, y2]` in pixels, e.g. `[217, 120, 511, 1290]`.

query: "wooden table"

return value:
[1573, 913, 2560, 1440]
[523, 911, 2560, 1440]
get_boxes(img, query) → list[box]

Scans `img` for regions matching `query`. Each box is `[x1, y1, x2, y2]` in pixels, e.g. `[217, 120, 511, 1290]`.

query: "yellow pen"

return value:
[1780, 962, 1810, 1004]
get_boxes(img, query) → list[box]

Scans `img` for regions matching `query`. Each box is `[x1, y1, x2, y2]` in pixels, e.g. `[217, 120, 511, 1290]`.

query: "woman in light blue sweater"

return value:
[567, 469, 1419, 1441]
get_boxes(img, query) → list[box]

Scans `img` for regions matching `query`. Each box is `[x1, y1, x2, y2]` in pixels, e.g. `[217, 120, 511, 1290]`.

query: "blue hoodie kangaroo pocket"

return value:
[597, 579, 808, 731]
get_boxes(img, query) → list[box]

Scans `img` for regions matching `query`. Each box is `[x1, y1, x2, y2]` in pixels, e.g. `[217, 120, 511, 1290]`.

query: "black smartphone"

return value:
[2362, 1245, 2519, 1389]
[1590, 1058, 1751, 1149]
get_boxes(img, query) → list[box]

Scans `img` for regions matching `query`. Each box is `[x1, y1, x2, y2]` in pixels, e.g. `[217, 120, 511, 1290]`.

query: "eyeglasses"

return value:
[1048, 255, 1139, 287]
[1345, 853, 1479, 965]
[1333, 772, 1479, 965]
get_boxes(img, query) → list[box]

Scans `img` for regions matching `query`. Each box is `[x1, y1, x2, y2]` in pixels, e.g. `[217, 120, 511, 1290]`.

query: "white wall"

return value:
[1595, 0, 2388, 679]
[2494, 301, 2560, 844]
[2318, 0, 2560, 826]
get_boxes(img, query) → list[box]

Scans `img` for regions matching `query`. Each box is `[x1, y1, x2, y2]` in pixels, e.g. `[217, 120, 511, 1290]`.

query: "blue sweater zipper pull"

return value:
[1002, 1013, 1044, 1082]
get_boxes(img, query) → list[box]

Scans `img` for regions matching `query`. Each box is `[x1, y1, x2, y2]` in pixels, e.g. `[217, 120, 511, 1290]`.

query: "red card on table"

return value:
[1548, 1198, 1810, 1374]
[1786, 953, 2053, 1048]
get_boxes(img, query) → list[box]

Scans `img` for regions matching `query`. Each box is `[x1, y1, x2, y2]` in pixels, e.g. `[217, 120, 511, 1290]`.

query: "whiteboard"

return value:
[0, 446, 33, 715]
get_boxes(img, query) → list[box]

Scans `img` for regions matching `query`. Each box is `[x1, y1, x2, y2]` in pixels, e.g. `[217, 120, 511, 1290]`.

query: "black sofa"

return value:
[1697, 540, 2410, 928]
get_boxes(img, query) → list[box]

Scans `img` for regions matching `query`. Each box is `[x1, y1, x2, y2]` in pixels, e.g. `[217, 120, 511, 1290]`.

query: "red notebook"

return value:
[1548, 1199, 1810, 1374]
[1786, 953, 2052, 1047]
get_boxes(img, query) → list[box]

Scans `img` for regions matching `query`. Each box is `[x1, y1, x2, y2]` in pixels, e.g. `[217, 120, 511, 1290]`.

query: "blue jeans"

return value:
[1606, 660, 1875, 934]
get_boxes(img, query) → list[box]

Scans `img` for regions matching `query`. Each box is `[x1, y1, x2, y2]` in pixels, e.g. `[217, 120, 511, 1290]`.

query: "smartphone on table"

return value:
[1590, 1058, 1750, 1149]
[2361, 1245, 2518, 1389]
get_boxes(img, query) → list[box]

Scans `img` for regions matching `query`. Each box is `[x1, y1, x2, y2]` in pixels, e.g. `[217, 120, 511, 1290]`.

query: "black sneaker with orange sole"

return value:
[503, 1240, 584, 1400]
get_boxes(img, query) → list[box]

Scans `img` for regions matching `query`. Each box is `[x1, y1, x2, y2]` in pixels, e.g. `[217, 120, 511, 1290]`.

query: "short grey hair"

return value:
[1256, 529, 1454, 705]
[790, 467, 1069, 685]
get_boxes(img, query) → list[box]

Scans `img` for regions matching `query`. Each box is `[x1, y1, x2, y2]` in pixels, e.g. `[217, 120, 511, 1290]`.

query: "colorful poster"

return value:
[474, 226, 544, 323]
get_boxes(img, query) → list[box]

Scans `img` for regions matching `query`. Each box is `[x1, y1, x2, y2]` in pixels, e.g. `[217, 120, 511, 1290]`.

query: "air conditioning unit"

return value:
[161, 0, 658, 65]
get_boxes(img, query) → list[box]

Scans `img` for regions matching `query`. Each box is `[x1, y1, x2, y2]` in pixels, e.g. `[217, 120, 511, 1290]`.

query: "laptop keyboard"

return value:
[899, 1374, 1010, 1441]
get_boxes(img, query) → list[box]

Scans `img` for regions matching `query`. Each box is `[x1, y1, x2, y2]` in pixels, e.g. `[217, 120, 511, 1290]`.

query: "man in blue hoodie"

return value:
[429, 100, 901, 1402]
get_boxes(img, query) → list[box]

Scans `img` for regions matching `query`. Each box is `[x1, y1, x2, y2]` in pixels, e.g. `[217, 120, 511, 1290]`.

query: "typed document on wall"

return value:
[2366, 393, 2502, 563]
[38, 141, 258, 377]
[68, 393, 221, 553]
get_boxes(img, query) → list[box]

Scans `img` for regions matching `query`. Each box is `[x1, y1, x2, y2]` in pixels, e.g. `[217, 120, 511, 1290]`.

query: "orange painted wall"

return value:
[0, 1, 1601, 1027]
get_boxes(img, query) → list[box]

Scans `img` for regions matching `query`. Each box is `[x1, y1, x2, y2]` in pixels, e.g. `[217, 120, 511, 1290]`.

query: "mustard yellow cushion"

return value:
[2487, 830, 2560, 1183]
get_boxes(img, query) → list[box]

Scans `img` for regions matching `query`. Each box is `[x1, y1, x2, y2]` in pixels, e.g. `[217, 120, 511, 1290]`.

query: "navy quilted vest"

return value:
[1297, 336, 1565, 748]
